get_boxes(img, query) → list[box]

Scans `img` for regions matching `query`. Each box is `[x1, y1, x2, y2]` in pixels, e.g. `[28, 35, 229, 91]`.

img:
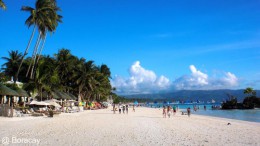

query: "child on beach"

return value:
[163, 106, 166, 118]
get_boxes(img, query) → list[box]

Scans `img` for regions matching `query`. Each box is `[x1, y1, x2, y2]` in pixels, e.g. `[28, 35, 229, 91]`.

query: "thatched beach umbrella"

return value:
[67, 93, 77, 100]
[61, 92, 72, 100]
[51, 91, 60, 99]
[0, 83, 19, 96]
[0, 84, 19, 117]
[16, 88, 29, 97]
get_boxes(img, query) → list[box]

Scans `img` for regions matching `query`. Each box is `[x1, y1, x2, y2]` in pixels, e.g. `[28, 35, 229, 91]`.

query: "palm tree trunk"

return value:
[16, 25, 36, 82]
[35, 31, 47, 66]
[26, 32, 41, 78]
[30, 32, 42, 79]
[78, 89, 81, 102]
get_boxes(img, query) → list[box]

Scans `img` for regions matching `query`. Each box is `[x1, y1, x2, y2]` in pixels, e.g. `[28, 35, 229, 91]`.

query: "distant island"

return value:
[121, 88, 260, 109]
[123, 89, 260, 103]
[221, 87, 260, 109]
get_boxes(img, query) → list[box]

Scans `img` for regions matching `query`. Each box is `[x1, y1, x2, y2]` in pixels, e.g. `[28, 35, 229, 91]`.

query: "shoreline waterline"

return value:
[144, 103, 260, 123]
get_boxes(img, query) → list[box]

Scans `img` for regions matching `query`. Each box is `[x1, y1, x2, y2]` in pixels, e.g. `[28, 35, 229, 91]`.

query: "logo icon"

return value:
[2, 137, 10, 145]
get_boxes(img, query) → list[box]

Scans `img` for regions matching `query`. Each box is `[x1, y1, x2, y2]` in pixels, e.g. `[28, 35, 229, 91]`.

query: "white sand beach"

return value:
[0, 107, 260, 146]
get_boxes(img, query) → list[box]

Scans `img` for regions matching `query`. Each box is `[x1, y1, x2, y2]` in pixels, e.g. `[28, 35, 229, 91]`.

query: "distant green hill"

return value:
[123, 89, 260, 102]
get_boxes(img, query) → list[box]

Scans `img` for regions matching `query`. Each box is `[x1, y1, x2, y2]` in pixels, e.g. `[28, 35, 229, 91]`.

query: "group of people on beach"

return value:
[112, 104, 135, 114]
[163, 105, 192, 118]
[162, 105, 178, 118]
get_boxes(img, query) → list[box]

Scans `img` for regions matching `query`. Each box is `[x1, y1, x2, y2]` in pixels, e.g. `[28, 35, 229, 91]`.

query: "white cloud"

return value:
[174, 65, 239, 90]
[111, 61, 170, 94]
[223, 72, 238, 86]
[111, 62, 239, 94]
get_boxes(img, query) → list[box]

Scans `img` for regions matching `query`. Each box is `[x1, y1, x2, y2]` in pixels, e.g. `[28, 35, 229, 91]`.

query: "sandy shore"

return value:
[0, 107, 259, 146]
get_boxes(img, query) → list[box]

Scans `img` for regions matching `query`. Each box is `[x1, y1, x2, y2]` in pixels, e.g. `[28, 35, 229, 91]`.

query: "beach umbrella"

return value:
[67, 93, 77, 100]
[50, 91, 60, 99]
[44, 100, 61, 107]
[0, 83, 19, 96]
[30, 100, 50, 106]
[16, 88, 29, 97]
[54, 91, 70, 100]
[60, 92, 72, 100]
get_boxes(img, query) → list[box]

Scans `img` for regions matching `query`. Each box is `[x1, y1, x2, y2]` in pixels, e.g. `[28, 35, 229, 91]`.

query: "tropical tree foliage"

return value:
[0, 0, 6, 10]
[1, 50, 22, 82]
[1, 49, 113, 102]
[16, 0, 62, 81]
[243, 87, 259, 108]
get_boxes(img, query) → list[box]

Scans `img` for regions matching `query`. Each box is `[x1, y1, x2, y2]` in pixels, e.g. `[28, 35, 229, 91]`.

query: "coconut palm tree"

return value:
[74, 60, 96, 101]
[31, 0, 62, 78]
[100, 64, 111, 78]
[16, 0, 62, 80]
[244, 87, 256, 97]
[1, 50, 22, 82]
[0, 0, 6, 10]
[55, 49, 76, 91]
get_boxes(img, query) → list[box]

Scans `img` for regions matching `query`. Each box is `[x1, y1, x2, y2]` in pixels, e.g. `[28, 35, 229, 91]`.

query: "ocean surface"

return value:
[145, 103, 260, 123]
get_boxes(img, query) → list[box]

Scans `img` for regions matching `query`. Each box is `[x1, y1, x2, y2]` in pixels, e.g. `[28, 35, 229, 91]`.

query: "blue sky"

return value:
[0, 0, 260, 94]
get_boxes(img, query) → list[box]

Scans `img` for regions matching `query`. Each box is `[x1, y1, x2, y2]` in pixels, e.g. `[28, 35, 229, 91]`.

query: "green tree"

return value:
[1, 50, 22, 82]
[244, 87, 256, 97]
[16, 0, 62, 80]
[55, 49, 76, 92]
[74, 60, 96, 102]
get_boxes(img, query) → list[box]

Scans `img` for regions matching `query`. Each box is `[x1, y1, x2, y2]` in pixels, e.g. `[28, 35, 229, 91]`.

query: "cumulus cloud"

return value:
[111, 61, 170, 94]
[111, 62, 239, 94]
[174, 65, 209, 89]
[174, 65, 239, 90]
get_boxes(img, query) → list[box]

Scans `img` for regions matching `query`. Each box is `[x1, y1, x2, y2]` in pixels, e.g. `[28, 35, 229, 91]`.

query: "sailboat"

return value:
[211, 99, 216, 103]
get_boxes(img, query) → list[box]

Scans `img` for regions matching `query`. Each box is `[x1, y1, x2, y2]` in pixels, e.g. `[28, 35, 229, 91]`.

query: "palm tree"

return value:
[100, 64, 111, 78]
[31, 0, 62, 78]
[1, 50, 22, 82]
[0, 0, 6, 10]
[244, 87, 256, 97]
[74, 60, 96, 102]
[55, 49, 76, 91]
[16, 0, 62, 80]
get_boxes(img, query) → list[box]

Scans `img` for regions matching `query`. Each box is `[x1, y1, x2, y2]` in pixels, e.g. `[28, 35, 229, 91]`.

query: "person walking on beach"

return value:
[167, 106, 171, 118]
[122, 105, 125, 114]
[126, 104, 128, 114]
[172, 105, 176, 115]
[187, 107, 191, 117]
[133, 105, 135, 112]
[113, 103, 116, 114]
[163, 106, 166, 118]
[119, 105, 122, 114]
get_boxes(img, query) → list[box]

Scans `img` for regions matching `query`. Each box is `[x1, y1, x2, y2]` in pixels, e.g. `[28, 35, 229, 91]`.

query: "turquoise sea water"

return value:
[146, 103, 260, 123]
